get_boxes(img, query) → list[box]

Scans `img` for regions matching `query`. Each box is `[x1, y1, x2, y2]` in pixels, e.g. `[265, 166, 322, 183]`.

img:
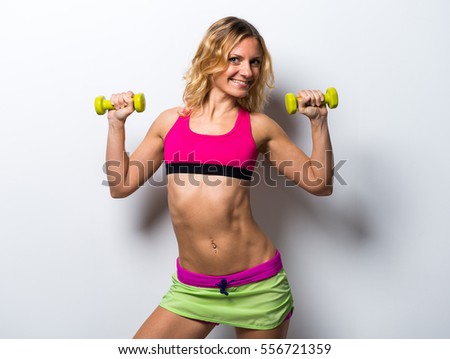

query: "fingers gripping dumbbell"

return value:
[285, 87, 338, 115]
[94, 93, 146, 115]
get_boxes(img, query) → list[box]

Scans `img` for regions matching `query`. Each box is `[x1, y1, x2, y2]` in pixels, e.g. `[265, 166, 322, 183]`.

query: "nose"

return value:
[239, 61, 252, 78]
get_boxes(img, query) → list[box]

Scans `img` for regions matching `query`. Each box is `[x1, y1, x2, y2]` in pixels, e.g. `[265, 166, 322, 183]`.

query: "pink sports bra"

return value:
[164, 108, 258, 181]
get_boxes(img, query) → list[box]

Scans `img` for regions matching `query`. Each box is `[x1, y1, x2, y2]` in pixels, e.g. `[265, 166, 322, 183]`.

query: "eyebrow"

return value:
[229, 53, 263, 59]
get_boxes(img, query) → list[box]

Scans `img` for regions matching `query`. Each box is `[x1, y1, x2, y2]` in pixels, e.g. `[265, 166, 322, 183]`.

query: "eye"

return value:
[251, 59, 262, 67]
[229, 57, 240, 64]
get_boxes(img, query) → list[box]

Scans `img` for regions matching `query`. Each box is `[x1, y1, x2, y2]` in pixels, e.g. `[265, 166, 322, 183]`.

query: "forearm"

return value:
[105, 122, 130, 197]
[308, 117, 334, 194]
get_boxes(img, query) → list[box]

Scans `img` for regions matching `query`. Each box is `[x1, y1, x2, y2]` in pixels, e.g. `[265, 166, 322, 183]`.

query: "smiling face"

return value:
[211, 37, 263, 100]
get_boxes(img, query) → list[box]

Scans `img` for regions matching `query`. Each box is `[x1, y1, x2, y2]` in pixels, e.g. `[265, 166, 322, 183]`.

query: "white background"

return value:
[1, 0, 449, 339]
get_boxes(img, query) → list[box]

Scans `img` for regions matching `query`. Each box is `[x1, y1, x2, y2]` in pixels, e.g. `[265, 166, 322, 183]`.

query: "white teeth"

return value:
[231, 79, 250, 85]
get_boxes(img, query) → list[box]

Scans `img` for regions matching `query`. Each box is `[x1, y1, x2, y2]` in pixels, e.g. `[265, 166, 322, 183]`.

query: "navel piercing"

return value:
[211, 240, 218, 254]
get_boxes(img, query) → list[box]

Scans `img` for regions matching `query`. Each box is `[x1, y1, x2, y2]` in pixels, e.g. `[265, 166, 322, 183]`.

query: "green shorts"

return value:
[159, 254, 294, 330]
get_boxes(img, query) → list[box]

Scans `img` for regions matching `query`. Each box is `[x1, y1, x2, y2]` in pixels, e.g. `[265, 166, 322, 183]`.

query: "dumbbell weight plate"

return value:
[133, 93, 146, 113]
[285, 93, 298, 115]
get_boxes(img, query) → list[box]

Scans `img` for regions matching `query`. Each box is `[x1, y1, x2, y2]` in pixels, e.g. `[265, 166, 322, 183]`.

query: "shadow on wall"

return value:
[254, 93, 372, 246]
[250, 94, 373, 338]
[135, 168, 169, 232]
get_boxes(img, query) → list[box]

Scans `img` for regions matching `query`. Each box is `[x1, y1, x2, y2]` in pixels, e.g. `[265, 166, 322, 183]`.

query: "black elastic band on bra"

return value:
[165, 163, 253, 181]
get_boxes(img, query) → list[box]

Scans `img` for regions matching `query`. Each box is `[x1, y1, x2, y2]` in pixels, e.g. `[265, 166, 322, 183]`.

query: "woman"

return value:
[105, 16, 333, 339]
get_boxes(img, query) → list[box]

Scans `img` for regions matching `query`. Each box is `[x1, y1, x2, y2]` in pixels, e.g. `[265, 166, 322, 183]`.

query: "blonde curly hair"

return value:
[183, 17, 274, 114]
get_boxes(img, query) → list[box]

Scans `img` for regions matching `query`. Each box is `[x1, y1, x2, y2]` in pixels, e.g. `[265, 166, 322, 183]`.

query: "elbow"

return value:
[314, 185, 333, 196]
[302, 182, 333, 196]
[299, 168, 334, 196]
[109, 187, 129, 199]
[110, 191, 125, 199]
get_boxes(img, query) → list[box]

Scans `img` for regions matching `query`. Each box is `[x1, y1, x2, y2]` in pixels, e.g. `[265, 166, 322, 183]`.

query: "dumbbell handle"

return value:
[285, 87, 338, 115]
[94, 93, 146, 115]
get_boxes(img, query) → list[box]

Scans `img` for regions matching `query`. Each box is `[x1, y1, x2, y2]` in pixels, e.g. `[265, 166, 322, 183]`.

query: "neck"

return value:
[196, 88, 239, 120]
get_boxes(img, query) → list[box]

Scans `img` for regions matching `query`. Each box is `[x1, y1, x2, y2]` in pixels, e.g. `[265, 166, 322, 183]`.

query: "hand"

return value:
[107, 91, 136, 123]
[297, 89, 328, 121]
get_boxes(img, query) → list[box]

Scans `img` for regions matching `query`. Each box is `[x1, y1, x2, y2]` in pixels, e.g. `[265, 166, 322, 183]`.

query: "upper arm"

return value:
[124, 108, 178, 194]
[252, 113, 312, 189]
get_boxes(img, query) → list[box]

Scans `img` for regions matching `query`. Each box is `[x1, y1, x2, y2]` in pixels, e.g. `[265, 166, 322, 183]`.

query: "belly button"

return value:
[211, 240, 218, 254]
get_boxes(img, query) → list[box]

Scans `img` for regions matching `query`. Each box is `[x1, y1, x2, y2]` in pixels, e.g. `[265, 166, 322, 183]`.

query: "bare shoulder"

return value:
[250, 112, 286, 152]
[250, 112, 285, 135]
[148, 107, 183, 139]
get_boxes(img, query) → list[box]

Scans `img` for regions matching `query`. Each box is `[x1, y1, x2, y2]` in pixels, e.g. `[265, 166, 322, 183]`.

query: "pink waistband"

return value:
[176, 250, 283, 288]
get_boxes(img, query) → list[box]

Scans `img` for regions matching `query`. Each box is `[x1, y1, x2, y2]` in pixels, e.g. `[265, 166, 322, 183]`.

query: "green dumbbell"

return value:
[285, 87, 338, 115]
[94, 93, 146, 115]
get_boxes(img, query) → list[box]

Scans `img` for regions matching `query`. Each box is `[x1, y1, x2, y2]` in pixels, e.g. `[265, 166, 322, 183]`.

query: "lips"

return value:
[230, 78, 252, 88]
